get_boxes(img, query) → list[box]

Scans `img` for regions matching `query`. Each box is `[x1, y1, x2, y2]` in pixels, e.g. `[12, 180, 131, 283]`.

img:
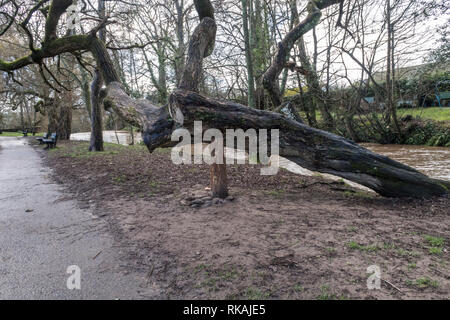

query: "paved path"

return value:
[0, 137, 156, 299]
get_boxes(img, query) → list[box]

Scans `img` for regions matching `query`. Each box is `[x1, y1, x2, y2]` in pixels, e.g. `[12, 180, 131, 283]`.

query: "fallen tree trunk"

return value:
[168, 89, 449, 198]
[2, 0, 447, 199]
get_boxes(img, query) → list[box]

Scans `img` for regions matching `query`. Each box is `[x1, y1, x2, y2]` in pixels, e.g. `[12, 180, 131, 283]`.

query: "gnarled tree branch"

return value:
[263, 0, 342, 107]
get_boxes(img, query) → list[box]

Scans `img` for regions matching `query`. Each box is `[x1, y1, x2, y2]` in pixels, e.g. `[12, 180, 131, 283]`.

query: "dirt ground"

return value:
[38, 140, 449, 300]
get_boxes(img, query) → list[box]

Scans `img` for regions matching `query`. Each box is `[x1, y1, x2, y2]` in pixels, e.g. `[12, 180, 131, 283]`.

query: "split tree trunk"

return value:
[177, 4, 229, 199]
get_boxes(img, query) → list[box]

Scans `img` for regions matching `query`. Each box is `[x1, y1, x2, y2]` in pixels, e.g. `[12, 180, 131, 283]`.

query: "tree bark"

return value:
[178, 18, 216, 92]
[89, 68, 104, 151]
[241, 0, 256, 108]
[210, 153, 228, 199]
[57, 90, 73, 140]
[263, 0, 341, 108]
[297, 35, 334, 130]
[386, 0, 401, 137]
[168, 89, 449, 198]
[89, 0, 106, 152]
[174, 0, 186, 86]
[177, 1, 228, 199]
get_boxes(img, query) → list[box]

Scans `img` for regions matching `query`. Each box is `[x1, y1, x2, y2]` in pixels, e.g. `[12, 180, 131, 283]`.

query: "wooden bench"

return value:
[43, 133, 58, 149]
[36, 133, 49, 144]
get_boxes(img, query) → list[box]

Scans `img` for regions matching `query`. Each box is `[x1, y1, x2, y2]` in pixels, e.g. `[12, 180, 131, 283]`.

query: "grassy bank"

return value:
[330, 109, 450, 147]
[0, 131, 23, 137]
[398, 107, 450, 124]
[296, 107, 449, 147]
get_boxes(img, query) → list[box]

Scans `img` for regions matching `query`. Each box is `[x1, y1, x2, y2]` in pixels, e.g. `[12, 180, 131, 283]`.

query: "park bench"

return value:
[36, 133, 49, 144]
[22, 130, 29, 137]
[42, 133, 57, 149]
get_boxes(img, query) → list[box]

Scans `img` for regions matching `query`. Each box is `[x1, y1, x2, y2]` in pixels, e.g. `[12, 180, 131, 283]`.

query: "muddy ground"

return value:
[37, 140, 449, 300]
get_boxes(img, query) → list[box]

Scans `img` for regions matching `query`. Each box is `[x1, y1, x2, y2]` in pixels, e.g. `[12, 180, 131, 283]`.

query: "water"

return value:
[71, 131, 142, 146]
[361, 143, 450, 181]
[277, 144, 450, 187]
[70, 131, 449, 181]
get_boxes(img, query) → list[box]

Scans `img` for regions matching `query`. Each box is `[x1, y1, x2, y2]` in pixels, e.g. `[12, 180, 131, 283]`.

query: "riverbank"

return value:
[347, 116, 450, 147]
[304, 107, 450, 147]
[35, 139, 449, 300]
[397, 107, 450, 124]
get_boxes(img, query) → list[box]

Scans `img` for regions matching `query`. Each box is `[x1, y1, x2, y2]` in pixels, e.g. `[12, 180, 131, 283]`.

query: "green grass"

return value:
[429, 247, 443, 255]
[266, 189, 285, 196]
[423, 235, 444, 247]
[407, 262, 417, 270]
[0, 131, 23, 137]
[51, 141, 171, 159]
[286, 106, 449, 125]
[344, 190, 375, 198]
[395, 248, 420, 257]
[52, 141, 145, 158]
[347, 241, 379, 252]
[397, 107, 450, 123]
[293, 284, 304, 292]
[317, 285, 348, 300]
[244, 288, 270, 300]
[383, 242, 397, 250]
[382, 242, 421, 257]
[148, 180, 159, 188]
[423, 235, 445, 255]
[406, 277, 439, 289]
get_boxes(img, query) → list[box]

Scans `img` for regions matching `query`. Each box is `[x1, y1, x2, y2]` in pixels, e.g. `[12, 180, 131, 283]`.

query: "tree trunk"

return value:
[210, 152, 228, 198]
[57, 92, 73, 140]
[297, 35, 334, 130]
[174, 0, 186, 86]
[241, 0, 256, 108]
[79, 65, 92, 120]
[19, 101, 25, 131]
[263, 0, 341, 108]
[89, 68, 104, 151]
[167, 89, 449, 198]
[89, 0, 106, 152]
[176, 3, 229, 199]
